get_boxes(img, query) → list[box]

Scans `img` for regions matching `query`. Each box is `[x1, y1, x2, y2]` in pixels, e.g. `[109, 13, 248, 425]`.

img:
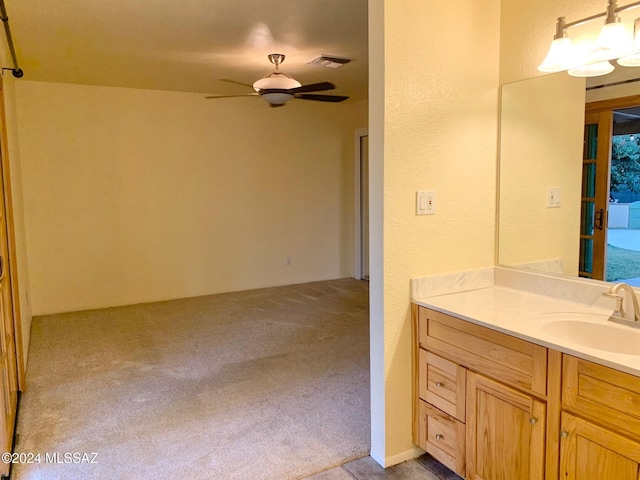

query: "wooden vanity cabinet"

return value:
[413, 304, 640, 480]
[466, 372, 546, 480]
[559, 413, 640, 480]
[416, 399, 466, 474]
[561, 355, 640, 438]
[559, 355, 640, 479]
[415, 347, 466, 474]
[413, 306, 551, 479]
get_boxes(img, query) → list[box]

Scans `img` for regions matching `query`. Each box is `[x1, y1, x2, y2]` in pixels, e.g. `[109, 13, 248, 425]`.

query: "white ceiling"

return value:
[6, 0, 369, 102]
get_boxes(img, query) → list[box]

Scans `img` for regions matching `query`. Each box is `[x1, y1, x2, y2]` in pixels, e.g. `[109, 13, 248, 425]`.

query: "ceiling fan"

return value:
[205, 54, 349, 107]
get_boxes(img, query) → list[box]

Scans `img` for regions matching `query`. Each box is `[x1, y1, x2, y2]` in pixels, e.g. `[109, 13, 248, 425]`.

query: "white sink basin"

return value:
[537, 312, 640, 355]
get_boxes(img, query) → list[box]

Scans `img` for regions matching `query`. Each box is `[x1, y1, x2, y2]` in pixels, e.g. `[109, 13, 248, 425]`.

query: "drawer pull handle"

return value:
[435, 381, 444, 388]
[560, 431, 569, 439]
[435, 434, 444, 440]
[529, 417, 538, 425]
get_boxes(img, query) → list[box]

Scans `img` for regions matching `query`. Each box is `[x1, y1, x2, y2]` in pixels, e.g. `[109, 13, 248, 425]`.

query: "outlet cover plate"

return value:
[417, 191, 435, 215]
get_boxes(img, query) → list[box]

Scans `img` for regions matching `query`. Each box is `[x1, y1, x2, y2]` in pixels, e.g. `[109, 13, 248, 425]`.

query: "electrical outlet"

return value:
[417, 191, 435, 215]
[285, 257, 291, 267]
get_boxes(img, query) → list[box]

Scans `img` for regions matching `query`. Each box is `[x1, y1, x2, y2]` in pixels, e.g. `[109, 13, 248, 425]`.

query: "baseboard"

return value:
[370, 446, 425, 468]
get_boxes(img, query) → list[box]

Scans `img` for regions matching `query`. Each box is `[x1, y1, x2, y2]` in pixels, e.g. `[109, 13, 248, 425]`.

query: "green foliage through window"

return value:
[611, 135, 640, 194]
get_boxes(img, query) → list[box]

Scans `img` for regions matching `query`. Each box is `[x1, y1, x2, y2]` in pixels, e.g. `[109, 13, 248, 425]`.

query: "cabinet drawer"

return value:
[418, 306, 548, 396]
[563, 355, 640, 438]
[416, 399, 465, 476]
[418, 349, 466, 421]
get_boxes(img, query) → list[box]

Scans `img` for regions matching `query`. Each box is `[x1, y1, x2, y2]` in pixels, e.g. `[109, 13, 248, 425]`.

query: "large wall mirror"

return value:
[498, 69, 640, 285]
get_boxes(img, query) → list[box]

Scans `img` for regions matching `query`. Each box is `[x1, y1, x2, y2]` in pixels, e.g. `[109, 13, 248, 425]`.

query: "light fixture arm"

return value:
[562, 0, 640, 30]
[607, 0, 620, 23]
[539, 0, 640, 76]
[554, 17, 567, 39]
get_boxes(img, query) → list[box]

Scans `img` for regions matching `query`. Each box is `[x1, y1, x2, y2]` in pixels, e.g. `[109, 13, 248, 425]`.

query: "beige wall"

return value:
[499, 73, 585, 275]
[369, 0, 500, 465]
[15, 81, 367, 315]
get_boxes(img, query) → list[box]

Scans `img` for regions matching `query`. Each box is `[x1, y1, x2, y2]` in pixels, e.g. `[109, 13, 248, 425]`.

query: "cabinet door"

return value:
[560, 413, 640, 480]
[466, 372, 546, 480]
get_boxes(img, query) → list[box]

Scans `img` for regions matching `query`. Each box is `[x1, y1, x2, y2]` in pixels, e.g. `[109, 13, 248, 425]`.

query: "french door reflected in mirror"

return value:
[580, 110, 611, 280]
[581, 96, 640, 285]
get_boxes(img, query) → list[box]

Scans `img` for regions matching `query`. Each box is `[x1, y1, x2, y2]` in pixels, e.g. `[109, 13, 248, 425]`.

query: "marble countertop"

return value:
[412, 267, 640, 377]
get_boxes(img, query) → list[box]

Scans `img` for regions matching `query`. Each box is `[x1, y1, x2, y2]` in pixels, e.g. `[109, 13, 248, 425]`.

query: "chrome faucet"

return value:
[602, 283, 640, 327]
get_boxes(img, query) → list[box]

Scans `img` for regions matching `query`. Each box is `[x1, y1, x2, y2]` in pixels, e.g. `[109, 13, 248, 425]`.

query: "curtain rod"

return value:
[0, 0, 22, 78]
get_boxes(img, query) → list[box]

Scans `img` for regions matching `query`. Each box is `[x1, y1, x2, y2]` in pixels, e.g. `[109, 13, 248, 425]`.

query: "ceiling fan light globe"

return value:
[261, 92, 294, 105]
[253, 73, 301, 92]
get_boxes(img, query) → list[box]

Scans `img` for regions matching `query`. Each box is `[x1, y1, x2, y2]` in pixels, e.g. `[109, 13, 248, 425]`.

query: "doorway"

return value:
[354, 128, 369, 281]
[581, 96, 640, 284]
[0, 78, 23, 476]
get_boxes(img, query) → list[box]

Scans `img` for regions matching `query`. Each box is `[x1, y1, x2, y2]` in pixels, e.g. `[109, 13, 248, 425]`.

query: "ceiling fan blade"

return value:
[289, 82, 336, 94]
[204, 93, 259, 99]
[220, 78, 254, 89]
[295, 93, 349, 103]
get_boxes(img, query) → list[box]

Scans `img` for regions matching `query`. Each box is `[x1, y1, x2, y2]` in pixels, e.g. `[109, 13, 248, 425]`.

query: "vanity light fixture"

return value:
[538, 0, 640, 77]
[594, 0, 633, 60]
[568, 60, 616, 77]
[618, 18, 640, 65]
[538, 17, 576, 72]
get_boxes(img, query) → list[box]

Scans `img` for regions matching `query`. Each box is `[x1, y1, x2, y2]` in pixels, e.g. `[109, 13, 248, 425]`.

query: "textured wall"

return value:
[15, 81, 367, 315]
[499, 73, 585, 275]
[369, 0, 500, 465]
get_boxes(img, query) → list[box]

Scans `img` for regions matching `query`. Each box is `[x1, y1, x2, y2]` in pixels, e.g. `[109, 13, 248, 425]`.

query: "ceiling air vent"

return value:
[306, 55, 352, 69]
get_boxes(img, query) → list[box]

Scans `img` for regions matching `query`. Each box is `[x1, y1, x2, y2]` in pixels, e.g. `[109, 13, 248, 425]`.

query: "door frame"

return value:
[585, 94, 640, 281]
[0, 77, 25, 389]
[354, 127, 368, 280]
[581, 111, 612, 280]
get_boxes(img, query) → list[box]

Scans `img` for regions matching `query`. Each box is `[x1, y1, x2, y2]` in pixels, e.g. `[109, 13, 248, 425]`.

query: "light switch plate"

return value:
[417, 191, 435, 215]
[547, 187, 561, 208]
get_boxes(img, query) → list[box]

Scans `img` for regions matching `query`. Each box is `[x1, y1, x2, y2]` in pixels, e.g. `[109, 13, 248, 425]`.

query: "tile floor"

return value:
[301, 454, 463, 480]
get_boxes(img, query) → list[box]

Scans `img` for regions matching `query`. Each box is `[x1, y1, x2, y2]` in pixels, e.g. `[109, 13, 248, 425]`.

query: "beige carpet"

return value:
[12, 279, 370, 480]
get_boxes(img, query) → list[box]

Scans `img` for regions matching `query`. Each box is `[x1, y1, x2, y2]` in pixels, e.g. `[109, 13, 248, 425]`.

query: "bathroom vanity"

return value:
[411, 267, 640, 480]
